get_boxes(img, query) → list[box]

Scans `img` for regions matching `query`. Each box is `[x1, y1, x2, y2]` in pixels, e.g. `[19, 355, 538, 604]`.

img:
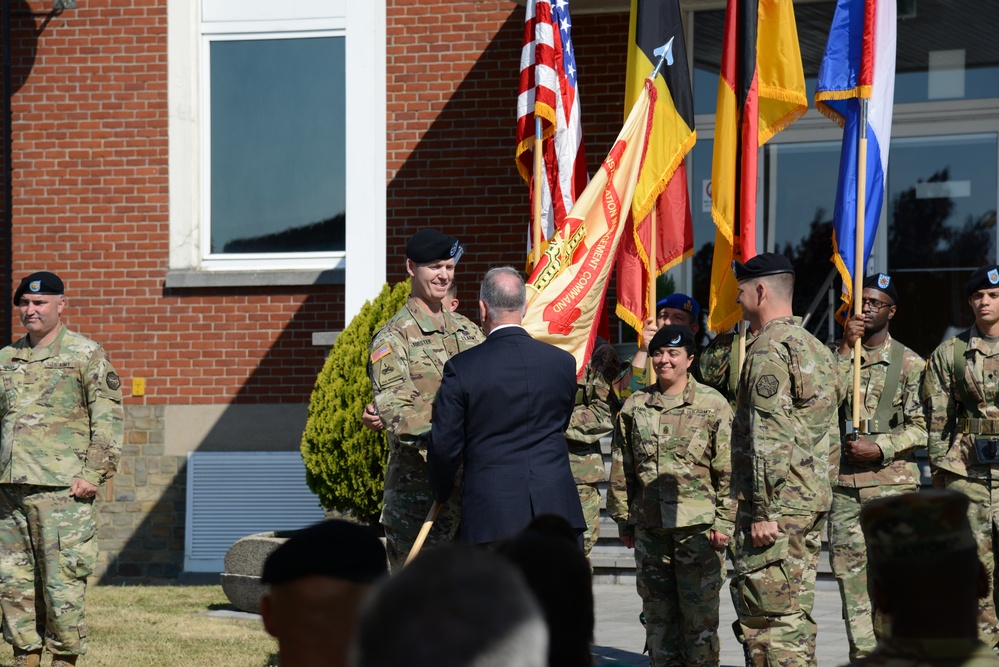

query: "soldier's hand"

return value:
[844, 436, 882, 463]
[709, 529, 730, 550]
[621, 535, 635, 549]
[361, 403, 384, 431]
[638, 318, 657, 353]
[838, 315, 865, 355]
[70, 477, 99, 500]
[750, 520, 780, 548]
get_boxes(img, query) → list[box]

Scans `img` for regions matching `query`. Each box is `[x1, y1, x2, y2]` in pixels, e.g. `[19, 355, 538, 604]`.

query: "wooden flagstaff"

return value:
[532, 114, 543, 269]
[404, 501, 442, 566]
[648, 202, 658, 381]
[851, 97, 869, 433]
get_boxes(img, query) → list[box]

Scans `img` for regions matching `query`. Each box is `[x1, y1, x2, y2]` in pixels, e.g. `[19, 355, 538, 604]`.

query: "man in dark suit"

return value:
[428, 266, 585, 546]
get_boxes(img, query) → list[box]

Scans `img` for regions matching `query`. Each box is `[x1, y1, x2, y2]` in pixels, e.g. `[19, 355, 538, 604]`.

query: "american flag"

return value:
[515, 0, 588, 244]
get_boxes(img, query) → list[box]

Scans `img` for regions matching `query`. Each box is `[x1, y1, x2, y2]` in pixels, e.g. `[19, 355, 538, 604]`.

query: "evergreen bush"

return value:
[301, 279, 411, 524]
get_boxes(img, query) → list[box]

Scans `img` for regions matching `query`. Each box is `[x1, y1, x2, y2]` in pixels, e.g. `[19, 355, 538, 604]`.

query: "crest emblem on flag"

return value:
[670, 333, 682, 345]
[989, 269, 999, 286]
[29, 281, 41, 293]
[877, 274, 890, 290]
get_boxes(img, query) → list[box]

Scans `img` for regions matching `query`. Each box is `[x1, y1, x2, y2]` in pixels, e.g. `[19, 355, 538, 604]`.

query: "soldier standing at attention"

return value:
[829, 273, 925, 660]
[565, 337, 620, 558]
[923, 263, 999, 651]
[368, 230, 485, 570]
[608, 325, 735, 667]
[0, 272, 123, 667]
[729, 253, 841, 667]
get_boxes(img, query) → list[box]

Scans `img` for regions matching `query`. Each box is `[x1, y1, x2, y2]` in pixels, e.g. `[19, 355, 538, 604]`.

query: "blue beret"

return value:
[655, 293, 699, 320]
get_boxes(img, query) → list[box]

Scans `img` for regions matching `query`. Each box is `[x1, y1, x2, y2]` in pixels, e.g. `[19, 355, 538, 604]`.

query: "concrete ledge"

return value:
[164, 268, 345, 289]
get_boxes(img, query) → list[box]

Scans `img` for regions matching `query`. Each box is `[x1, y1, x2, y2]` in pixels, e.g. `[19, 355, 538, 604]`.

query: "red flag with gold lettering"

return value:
[523, 79, 658, 376]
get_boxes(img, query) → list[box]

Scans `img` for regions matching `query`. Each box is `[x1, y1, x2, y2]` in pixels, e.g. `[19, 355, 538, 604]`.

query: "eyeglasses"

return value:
[860, 298, 893, 311]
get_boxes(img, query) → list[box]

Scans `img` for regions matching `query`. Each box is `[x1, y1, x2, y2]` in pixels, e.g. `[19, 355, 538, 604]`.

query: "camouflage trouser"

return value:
[731, 507, 826, 667]
[940, 471, 999, 650]
[382, 500, 459, 573]
[0, 485, 97, 656]
[635, 525, 725, 667]
[828, 484, 914, 660]
[577, 483, 601, 558]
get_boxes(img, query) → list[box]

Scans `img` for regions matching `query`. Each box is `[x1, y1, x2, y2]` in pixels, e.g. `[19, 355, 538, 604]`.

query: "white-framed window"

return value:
[168, 0, 386, 317]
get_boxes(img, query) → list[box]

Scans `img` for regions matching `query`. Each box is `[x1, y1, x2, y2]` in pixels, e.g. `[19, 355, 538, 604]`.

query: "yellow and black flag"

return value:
[615, 0, 696, 335]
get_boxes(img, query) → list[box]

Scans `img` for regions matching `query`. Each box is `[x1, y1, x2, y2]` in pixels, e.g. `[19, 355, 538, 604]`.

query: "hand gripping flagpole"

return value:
[404, 501, 443, 566]
[646, 38, 675, 382]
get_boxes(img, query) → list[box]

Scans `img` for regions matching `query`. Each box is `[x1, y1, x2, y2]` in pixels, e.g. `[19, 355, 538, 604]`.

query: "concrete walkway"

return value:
[592, 578, 850, 666]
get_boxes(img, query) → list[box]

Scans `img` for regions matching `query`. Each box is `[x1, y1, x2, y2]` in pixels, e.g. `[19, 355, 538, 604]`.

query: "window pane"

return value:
[209, 36, 345, 255]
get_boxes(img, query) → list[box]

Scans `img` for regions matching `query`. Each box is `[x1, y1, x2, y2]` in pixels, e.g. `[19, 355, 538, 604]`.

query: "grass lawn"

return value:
[0, 585, 278, 667]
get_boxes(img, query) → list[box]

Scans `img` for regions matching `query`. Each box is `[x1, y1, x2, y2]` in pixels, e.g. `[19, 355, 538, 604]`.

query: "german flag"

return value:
[707, 0, 807, 334]
[615, 0, 696, 336]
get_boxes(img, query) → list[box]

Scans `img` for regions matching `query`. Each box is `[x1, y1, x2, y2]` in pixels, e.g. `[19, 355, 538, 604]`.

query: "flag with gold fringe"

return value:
[615, 0, 696, 335]
[707, 0, 807, 334]
[523, 79, 658, 376]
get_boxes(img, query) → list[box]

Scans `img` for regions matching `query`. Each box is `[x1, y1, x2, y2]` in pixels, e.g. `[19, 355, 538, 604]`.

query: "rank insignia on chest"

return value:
[371, 344, 392, 363]
[756, 374, 779, 399]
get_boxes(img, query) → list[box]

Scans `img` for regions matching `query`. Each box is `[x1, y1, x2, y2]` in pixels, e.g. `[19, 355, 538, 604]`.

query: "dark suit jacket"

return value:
[427, 326, 585, 545]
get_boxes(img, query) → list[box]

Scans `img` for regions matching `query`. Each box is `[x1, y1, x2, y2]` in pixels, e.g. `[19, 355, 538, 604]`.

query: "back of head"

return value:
[498, 515, 594, 667]
[352, 545, 548, 667]
[479, 267, 526, 314]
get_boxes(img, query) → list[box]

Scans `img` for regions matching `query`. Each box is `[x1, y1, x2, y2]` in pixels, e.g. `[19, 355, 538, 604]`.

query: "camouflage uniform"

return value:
[608, 376, 735, 667]
[923, 324, 999, 649]
[698, 330, 754, 409]
[730, 316, 841, 667]
[829, 336, 925, 659]
[565, 341, 620, 557]
[0, 324, 123, 657]
[843, 638, 999, 667]
[369, 297, 484, 569]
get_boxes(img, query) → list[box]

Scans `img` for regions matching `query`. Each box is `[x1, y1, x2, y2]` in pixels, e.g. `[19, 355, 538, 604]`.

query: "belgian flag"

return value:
[707, 0, 807, 334]
[615, 0, 696, 336]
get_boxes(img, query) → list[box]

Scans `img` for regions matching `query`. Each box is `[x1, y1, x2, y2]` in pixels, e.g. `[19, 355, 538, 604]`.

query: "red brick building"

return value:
[2, 0, 996, 579]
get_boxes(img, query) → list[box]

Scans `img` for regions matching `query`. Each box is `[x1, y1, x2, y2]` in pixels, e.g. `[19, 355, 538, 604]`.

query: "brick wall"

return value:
[7, 0, 342, 406]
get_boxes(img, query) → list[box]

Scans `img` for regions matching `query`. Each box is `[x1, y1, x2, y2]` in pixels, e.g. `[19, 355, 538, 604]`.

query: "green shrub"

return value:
[301, 279, 411, 524]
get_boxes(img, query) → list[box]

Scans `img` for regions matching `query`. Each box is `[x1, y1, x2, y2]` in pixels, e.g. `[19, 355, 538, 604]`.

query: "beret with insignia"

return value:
[861, 489, 976, 565]
[733, 253, 795, 281]
[406, 229, 462, 264]
[965, 264, 999, 296]
[261, 519, 387, 586]
[863, 273, 898, 305]
[649, 325, 695, 355]
[655, 293, 700, 320]
[13, 271, 64, 306]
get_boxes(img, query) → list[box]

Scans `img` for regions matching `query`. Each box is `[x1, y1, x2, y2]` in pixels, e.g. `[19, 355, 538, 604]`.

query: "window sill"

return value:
[164, 268, 345, 289]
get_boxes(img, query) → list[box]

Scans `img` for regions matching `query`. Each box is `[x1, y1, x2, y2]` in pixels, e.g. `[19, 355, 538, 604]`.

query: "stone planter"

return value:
[220, 531, 291, 613]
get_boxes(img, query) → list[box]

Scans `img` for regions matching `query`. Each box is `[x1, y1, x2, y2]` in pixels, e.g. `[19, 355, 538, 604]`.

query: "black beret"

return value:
[965, 265, 999, 296]
[733, 253, 795, 281]
[406, 229, 462, 264]
[13, 271, 64, 306]
[863, 273, 898, 305]
[649, 325, 695, 355]
[261, 520, 387, 586]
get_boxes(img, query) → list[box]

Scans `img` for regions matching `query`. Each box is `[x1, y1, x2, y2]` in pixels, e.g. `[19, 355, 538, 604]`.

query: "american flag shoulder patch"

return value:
[371, 344, 392, 364]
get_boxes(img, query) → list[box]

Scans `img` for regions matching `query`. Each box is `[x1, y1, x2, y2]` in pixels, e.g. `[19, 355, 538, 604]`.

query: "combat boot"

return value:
[50, 656, 78, 667]
[12, 648, 41, 667]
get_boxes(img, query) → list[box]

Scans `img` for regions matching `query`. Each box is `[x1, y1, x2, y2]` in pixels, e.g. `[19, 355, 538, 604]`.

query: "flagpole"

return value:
[533, 114, 543, 268]
[851, 98, 869, 432]
[647, 203, 657, 381]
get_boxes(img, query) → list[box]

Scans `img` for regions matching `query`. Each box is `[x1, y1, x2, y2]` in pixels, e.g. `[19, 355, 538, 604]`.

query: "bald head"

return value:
[479, 267, 526, 332]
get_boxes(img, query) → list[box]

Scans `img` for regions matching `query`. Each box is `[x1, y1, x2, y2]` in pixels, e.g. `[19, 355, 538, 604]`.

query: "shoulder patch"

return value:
[371, 343, 392, 364]
[756, 374, 779, 399]
[106, 372, 121, 391]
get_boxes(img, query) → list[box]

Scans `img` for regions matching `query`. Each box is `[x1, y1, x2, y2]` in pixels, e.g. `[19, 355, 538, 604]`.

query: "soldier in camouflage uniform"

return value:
[729, 254, 842, 667]
[828, 273, 925, 660]
[841, 490, 999, 667]
[368, 231, 484, 570]
[616, 293, 701, 399]
[0, 272, 124, 667]
[608, 325, 735, 667]
[698, 328, 754, 409]
[565, 338, 620, 557]
[922, 263, 999, 651]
